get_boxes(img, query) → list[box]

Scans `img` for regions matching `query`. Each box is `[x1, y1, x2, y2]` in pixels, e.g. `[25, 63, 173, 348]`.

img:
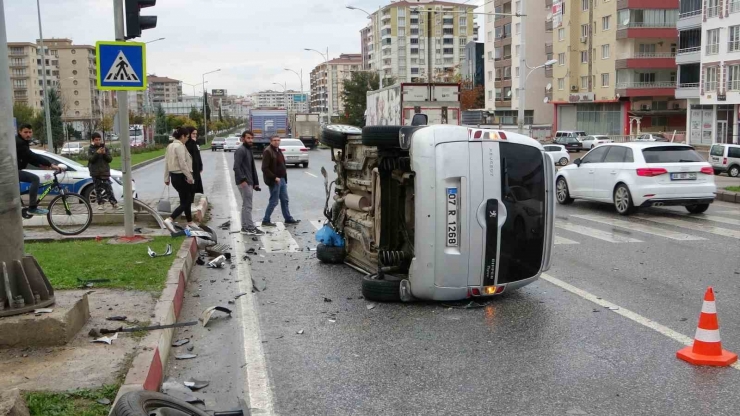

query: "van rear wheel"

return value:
[729, 165, 740, 177]
[362, 274, 402, 302]
[361, 126, 404, 148]
[321, 125, 362, 148]
[316, 244, 345, 264]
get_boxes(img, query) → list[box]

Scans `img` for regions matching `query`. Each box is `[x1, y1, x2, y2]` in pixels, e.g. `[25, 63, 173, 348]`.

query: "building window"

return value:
[558, 52, 565, 65]
[488, 90, 493, 99]
[602, 15, 611, 31]
[515, 45, 520, 56]
[581, 50, 588, 63]
[581, 76, 588, 89]
[601, 73, 610, 87]
[729, 26, 740, 52]
[581, 24, 589, 38]
[558, 78, 565, 90]
[488, 71, 493, 81]
[515, 1, 521, 13]
[708, 0, 720, 17]
[460, 17, 467, 26]
[729, 65, 740, 90]
[516, 23, 521, 34]
[601, 44, 610, 59]
[707, 29, 720, 54]
[459, 37, 467, 46]
[705, 66, 718, 91]
[516, 67, 520, 77]
[488, 31, 492, 42]
[582, 0, 589, 10]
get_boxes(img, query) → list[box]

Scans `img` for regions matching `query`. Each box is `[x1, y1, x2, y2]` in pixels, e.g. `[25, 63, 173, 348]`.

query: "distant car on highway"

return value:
[223, 137, 240, 152]
[211, 137, 226, 151]
[279, 138, 309, 168]
[543, 144, 570, 166]
[60, 142, 84, 156]
[555, 143, 716, 215]
[581, 135, 613, 149]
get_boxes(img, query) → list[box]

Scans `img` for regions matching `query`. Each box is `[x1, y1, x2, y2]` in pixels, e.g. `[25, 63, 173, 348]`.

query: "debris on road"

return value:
[234, 292, 248, 300]
[323, 297, 332, 303]
[246, 248, 257, 255]
[96, 398, 111, 405]
[96, 321, 197, 335]
[366, 303, 377, 310]
[174, 353, 198, 360]
[201, 306, 233, 327]
[219, 220, 231, 230]
[297, 329, 304, 335]
[147, 244, 173, 258]
[196, 257, 205, 266]
[92, 333, 118, 345]
[207, 255, 227, 269]
[172, 339, 190, 347]
[33, 308, 53, 314]
[162, 380, 204, 404]
[184, 378, 210, 390]
[106, 316, 127, 321]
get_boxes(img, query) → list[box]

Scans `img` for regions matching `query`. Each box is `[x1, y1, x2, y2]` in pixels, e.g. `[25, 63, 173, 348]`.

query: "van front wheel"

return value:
[362, 274, 402, 302]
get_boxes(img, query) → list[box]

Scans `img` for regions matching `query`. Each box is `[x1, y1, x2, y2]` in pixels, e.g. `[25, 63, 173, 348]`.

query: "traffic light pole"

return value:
[114, 0, 135, 238]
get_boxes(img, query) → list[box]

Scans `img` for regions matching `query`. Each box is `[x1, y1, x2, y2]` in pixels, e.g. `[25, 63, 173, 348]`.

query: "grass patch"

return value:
[727, 186, 740, 193]
[111, 147, 167, 170]
[25, 384, 118, 416]
[25, 236, 184, 291]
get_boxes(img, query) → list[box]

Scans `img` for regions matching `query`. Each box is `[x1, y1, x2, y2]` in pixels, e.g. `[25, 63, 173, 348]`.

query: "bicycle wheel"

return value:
[47, 192, 93, 235]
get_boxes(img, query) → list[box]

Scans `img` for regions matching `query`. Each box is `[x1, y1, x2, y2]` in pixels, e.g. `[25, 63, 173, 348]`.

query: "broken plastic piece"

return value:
[172, 339, 190, 347]
[297, 329, 304, 335]
[147, 244, 173, 258]
[92, 333, 118, 345]
[366, 303, 377, 310]
[162, 380, 204, 404]
[33, 308, 53, 314]
[106, 316, 127, 321]
[201, 306, 233, 327]
[196, 257, 205, 266]
[174, 353, 198, 360]
[184, 378, 210, 390]
[207, 255, 227, 269]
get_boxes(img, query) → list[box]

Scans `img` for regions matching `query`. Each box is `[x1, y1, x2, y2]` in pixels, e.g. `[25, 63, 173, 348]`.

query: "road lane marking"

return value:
[571, 215, 706, 241]
[310, 220, 323, 231]
[222, 152, 275, 415]
[260, 222, 300, 253]
[554, 236, 579, 245]
[635, 215, 740, 240]
[304, 171, 318, 178]
[540, 273, 740, 371]
[688, 214, 740, 227]
[716, 210, 740, 216]
[555, 222, 643, 243]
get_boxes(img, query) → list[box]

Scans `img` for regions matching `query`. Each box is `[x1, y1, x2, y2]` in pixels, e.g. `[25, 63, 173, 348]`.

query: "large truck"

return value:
[249, 108, 288, 154]
[365, 83, 461, 126]
[292, 113, 321, 149]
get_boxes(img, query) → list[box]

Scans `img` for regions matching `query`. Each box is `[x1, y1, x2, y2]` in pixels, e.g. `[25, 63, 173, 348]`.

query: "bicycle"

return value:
[21, 164, 93, 236]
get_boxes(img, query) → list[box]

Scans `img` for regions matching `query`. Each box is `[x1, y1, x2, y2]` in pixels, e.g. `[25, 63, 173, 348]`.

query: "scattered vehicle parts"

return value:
[147, 244, 172, 258]
[92, 333, 118, 345]
[97, 321, 197, 335]
[113, 390, 210, 416]
[172, 339, 190, 347]
[184, 378, 210, 390]
[174, 353, 198, 360]
[106, 316, 127, 321]
[207, 255, 227, 269]
[201, 306, 232, 327]
[162, 380, 204, 404]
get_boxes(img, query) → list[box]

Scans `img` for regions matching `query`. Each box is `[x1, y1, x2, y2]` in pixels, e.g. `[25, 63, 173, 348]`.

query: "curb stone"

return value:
[716, 189, 740, 204]
[110, 236, 198, 409]
[131, 155, 165, 171]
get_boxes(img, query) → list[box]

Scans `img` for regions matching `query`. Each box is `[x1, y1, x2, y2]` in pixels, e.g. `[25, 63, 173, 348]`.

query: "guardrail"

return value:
[619, 52, 676, 59]
[616, 81, 676, 88]
[677, 46, 701, 54]
[617, 21, 677, 29]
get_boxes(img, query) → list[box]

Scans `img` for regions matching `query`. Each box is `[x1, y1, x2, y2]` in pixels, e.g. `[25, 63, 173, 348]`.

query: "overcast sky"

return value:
[8, 0, 483, 97]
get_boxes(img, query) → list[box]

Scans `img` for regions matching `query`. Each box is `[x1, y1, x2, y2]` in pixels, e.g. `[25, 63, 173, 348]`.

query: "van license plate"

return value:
[446, 188, 459, 247]
[671, 173, 697, 181]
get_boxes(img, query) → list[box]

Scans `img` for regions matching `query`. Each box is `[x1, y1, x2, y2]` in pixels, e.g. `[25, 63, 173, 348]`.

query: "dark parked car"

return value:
[553, 136, 584, 152]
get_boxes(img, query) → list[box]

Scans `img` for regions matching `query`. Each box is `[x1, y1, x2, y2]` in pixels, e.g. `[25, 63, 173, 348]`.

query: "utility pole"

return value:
[36, 0, 53, 152]
[517, 0, 526, 135]
[114, 0, 134, 237]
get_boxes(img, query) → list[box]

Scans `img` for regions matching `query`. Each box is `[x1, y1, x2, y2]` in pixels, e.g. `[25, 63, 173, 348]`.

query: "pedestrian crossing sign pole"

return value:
[95, 41, 147, 90]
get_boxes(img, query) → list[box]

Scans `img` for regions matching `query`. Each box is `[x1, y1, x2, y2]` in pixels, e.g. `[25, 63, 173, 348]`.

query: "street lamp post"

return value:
[36, 0, 52, 151]
[202, 69, 220, 142]
[144, 37, 165, 44]
[272, 82, 287, 109]
[518, 59, 558, 135]
[284, 68, 305, 111]
[305, 48, 331, 123]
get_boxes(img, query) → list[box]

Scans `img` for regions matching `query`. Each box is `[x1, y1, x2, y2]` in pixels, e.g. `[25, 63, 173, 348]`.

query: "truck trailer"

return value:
[292, 113, 321, 149]
[365, 83, 461, 127]
[249, 109, 288, 154]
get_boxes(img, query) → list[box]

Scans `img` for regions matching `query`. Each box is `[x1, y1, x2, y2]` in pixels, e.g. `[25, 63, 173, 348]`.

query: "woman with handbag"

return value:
[163, 127, 197, 232]
[185, 126, 204, 194]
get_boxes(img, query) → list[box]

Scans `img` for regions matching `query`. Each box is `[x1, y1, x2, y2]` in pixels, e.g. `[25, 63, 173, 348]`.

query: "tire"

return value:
[302, 162, 309, 168]
[714, 169, 721, 175]
[81, 184, 96, 205]
[558, 157, 569, 166]
[47, 192, 93, 236]
[555, 177, 574, 205]
[613, 184, 635, 216]
[686, 204, 710, 214]
[112, 390, 210, 416]
[729, 165, 740, 178]
[321, 124, 361, 148]
[316, 243, 346, 264]
[361, 125, 404, 148]
[362, 274, 402, 302]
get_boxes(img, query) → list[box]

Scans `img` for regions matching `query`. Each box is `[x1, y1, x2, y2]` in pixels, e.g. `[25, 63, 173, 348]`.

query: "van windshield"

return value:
[710, 145, 725, 157]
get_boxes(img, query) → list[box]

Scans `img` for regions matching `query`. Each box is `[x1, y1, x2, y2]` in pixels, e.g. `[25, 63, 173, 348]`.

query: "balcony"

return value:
[732, 0, 740, 13]
[545, 20, 553, 32]
[675, 82, 700, 99]
[616, 0, 678, 8]
[616, 21, 677, 40]
[616, 81, 676, 97]
[616, 52, 677, 69]
[495, 99, 512, 107]
[676, 46, 701, 64]
[677, 9, 702, 29]
[545, 43, 553, 55]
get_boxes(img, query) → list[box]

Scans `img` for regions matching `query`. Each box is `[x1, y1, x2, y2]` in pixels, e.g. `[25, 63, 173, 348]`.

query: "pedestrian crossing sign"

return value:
[96, 41, 147, 91]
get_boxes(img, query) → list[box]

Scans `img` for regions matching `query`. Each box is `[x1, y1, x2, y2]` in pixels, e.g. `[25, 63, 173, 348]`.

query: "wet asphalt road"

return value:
[158, 148, 740, 415]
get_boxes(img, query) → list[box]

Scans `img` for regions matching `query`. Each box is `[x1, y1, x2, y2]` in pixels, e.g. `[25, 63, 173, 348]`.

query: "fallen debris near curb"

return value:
[92, 333, 118, 345]
[147, 244, 173, 258]
[162, 380, 203, 404]
[172, 338, 190, 347]
[184, 378, 210, 390]
[201, 306, 233, 327]
[94, 321, 198, 335]
[174, 353, 198, 360]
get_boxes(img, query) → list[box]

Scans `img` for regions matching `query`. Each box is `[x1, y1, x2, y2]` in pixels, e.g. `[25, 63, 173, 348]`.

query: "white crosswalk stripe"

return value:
[554, 236, 580, 245]
[555, 222, 643, 243]
[634, 215, 740, 240]
[716, 210, 740, 217]
[571, 214, 707, 241]
[684, 214, 740, 227]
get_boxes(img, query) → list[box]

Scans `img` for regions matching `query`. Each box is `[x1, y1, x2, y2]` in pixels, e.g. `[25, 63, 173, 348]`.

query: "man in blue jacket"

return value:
[233, 130, 265, 235]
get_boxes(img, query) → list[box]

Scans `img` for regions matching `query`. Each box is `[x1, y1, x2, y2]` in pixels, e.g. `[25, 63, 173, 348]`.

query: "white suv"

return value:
[709, 143, 740, 177]
[555, 143, 716, 215]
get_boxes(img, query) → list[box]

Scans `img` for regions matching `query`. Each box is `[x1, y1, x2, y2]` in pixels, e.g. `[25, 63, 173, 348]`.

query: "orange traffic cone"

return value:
[677, 287, 737, 366]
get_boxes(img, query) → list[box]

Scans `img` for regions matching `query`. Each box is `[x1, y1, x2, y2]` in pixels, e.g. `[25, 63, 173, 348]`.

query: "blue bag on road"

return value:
[315, 224, 345, 247]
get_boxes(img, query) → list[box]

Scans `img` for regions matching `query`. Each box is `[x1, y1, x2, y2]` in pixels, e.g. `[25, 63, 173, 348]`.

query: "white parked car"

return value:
[709, 143, 740, 177]
[278, 138, 309, 168]
[60, 142, 84, 156]
[581, 135, 613, 150]
[635, 133, 670, 142]
[555, 143, 716, 215]
[21, 150, 137, 204]
[543, 144, 570, 166]
[223, 137, 240, 152]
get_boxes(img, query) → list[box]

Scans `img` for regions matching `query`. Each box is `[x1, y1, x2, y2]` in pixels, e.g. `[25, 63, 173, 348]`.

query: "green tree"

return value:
[42, 88, 65, 152]
[155, 104, 168, 135]
[12, 102, 35, 127]
[341, 72, 391, 127]
[100, 115, 114, 135]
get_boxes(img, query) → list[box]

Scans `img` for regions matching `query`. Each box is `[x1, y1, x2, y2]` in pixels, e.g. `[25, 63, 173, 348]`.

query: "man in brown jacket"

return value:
[261, 135, 300, 227]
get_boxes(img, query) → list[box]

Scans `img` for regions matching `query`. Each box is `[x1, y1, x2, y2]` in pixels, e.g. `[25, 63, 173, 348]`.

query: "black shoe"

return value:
[250, 228, 266, 236]
[261, 221, 277, 227]
[285, 219, 301, 225]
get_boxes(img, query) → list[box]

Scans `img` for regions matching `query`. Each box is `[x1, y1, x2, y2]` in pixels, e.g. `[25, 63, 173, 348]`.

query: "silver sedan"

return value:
[279, 138, 309, 168]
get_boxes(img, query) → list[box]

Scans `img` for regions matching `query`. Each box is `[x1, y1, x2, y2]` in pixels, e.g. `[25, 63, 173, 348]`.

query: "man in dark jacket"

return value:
[88, 132, 118, 210]
[261, 135, 299, 227]
[234, 131, 265, 235]
[16, 124, 56, 215]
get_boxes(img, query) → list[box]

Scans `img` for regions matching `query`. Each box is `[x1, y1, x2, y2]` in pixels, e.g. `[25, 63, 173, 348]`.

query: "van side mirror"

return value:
[573, 158, 582, 166]
[411, 114, 428, 126]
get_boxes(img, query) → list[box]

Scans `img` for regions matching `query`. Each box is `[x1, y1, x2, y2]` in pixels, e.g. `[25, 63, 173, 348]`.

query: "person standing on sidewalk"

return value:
[87, 132, 118, 211]
[233, 130, 265, 236]
[261, 135, 300, 227]
[185, 126, 204, 194]
[163, 127, 197, 231]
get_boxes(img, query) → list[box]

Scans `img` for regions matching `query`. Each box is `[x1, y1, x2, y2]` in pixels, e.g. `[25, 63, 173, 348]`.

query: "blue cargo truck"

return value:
[249, 109, 289, 155]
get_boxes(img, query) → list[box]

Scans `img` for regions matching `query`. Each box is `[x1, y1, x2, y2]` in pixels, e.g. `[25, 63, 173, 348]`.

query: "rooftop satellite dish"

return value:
[546, 83, 552, 91]
[543, 97, 550, 103]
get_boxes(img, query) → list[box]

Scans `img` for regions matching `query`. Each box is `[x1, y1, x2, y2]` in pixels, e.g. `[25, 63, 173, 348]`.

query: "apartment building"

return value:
[361, 0, 476, 83]
[8, 42, 59, 111]
[483, 0, 554, 125]
[676, 0, 740, 145]
[250, 90, 309, 112]
[551, 0, 684, 136]
[309, 53, 362, 118]
[462, 41, 484, 87]
[148, 76, 182, 104]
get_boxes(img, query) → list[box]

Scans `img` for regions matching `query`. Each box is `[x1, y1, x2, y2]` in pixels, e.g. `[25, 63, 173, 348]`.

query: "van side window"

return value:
[728, 147, 740, 158]
[710, 145, 725, 157]
[603, 146, 628, 163]
[581, 146, 609, 164]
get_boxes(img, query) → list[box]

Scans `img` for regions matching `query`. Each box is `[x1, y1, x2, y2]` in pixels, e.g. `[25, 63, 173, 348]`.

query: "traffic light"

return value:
[125, 0, 157, 40]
